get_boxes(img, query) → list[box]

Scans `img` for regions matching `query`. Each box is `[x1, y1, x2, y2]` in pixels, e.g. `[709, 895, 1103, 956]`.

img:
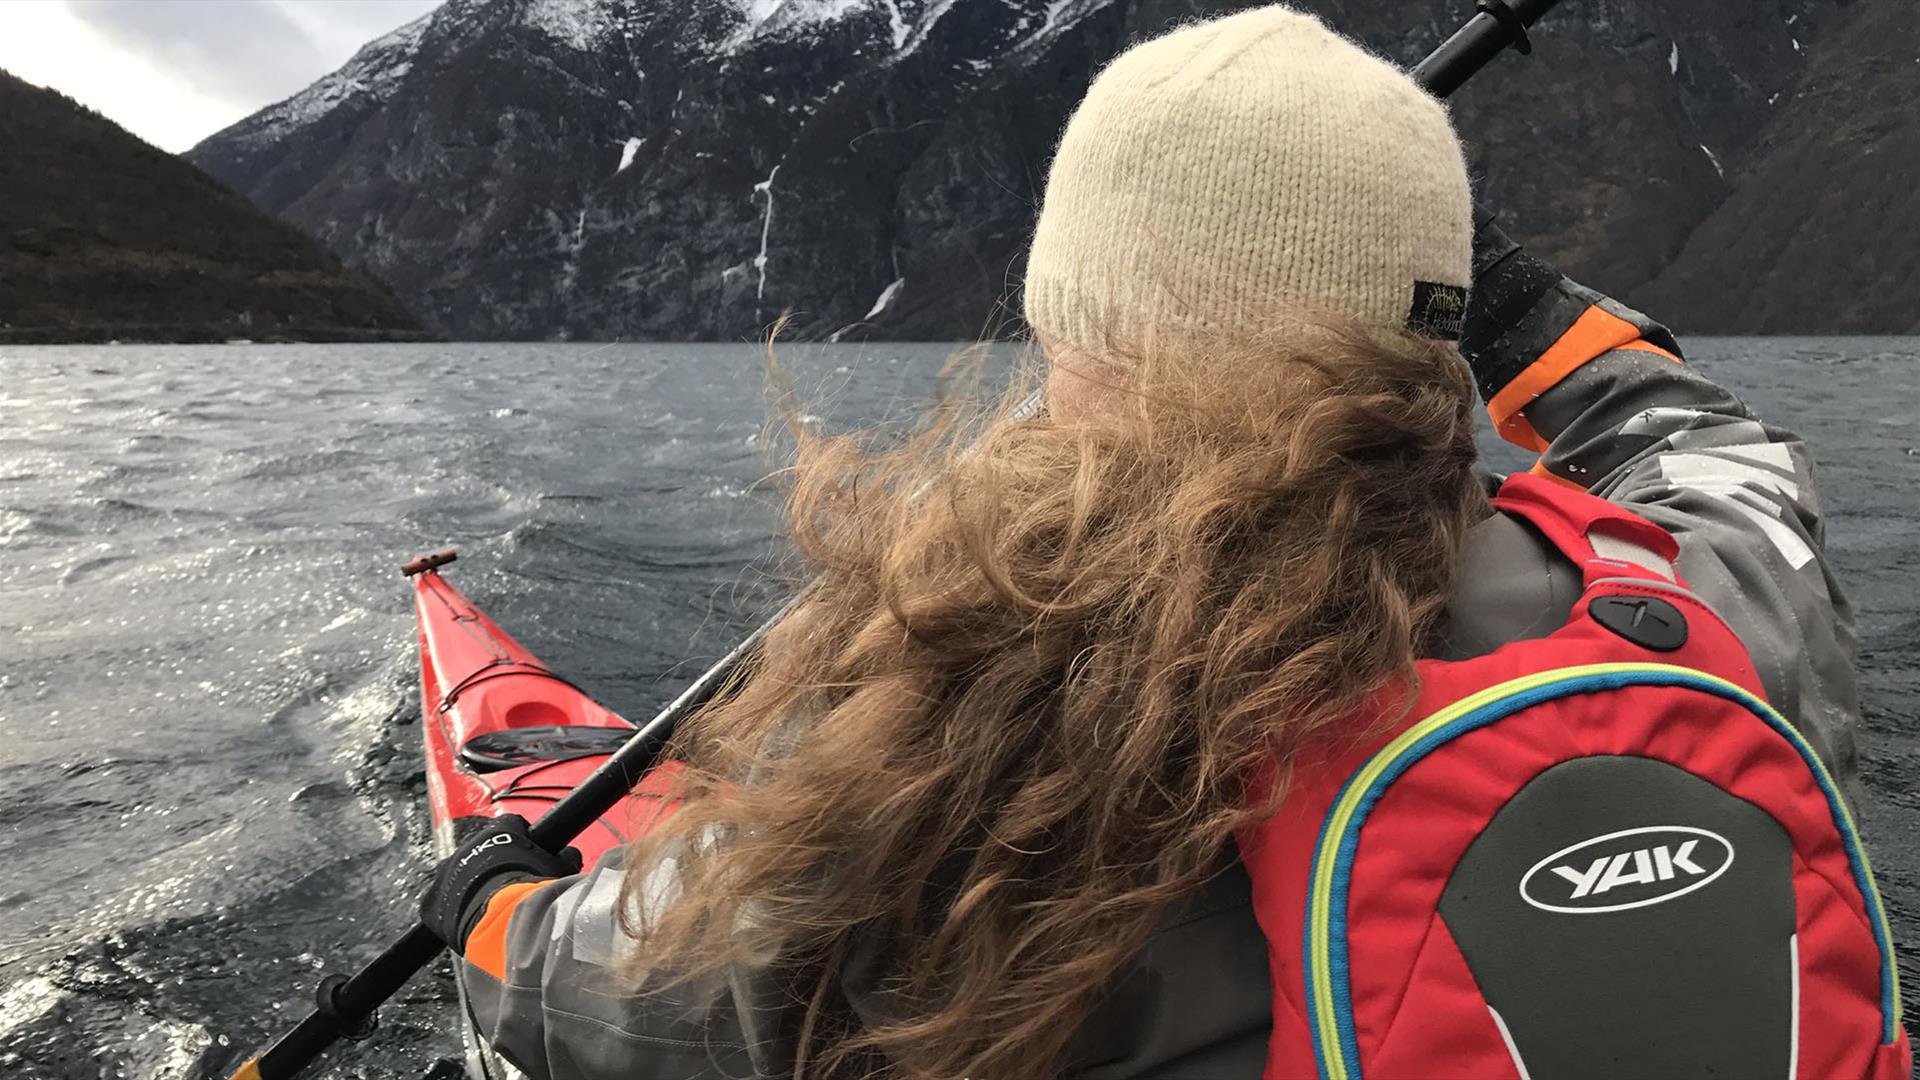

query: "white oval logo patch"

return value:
[1519, 825, 1734, 914]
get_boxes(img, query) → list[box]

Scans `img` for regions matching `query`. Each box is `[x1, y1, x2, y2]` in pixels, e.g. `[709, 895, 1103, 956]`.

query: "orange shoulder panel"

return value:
[1528, 459, 1588, 491]
[1486, 305, 1679, 453]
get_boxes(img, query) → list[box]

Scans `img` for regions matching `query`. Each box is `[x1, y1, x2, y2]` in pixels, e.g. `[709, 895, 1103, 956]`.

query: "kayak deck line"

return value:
[433, 659, 595, 715]
[476, 758, 652, 852]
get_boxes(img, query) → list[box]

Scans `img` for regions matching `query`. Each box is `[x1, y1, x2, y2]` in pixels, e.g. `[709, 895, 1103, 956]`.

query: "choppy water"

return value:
[1, 340, 1916, 1079]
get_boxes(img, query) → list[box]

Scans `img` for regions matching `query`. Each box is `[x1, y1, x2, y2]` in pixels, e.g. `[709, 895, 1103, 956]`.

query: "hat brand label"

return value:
[1408, 281, 1467, 340]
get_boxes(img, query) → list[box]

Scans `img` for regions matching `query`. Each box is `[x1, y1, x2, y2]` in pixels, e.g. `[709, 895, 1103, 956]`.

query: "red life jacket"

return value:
[1236, 473, 1907, 1080]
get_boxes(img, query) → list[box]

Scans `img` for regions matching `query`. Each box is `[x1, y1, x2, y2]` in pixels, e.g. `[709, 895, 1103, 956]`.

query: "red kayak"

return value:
[404, 549, 675, 1078]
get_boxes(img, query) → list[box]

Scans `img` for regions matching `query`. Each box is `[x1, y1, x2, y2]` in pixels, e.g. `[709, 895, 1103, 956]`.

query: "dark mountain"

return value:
[186, 0, 1909, 341]
[0, 69, 426, 344]
[1629, 0, 1920, 335]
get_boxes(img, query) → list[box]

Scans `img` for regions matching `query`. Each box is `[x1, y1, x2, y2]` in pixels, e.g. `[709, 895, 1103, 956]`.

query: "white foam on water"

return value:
[132, 1017, 217, 1080]
[318, 608, 366, 634]
[0, 977, 60, 1039]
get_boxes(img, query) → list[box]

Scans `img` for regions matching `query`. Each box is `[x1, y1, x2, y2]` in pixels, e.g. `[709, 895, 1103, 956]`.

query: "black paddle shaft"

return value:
[232, 3, 1562, 1076]
[1413, 0, 1563, 96]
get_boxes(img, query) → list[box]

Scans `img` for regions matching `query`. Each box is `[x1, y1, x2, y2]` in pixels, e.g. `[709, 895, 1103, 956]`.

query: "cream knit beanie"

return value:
[1024, 5, 1473, 353]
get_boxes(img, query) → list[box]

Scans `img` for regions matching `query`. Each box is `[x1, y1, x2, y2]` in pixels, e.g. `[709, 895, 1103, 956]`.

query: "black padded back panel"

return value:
[1438, 756, 1793, 1079]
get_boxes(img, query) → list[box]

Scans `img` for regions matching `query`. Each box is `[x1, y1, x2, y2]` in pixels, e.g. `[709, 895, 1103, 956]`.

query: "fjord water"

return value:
[2, 340, 1916, 1078]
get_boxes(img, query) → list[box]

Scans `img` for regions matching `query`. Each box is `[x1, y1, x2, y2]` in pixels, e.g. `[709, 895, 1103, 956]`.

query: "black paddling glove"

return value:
[1459, 205, 1564, 402]
[419, 814, 583, 953]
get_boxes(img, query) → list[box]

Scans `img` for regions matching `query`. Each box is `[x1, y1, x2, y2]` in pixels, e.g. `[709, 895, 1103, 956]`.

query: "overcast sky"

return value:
[0, 0, 443, 153]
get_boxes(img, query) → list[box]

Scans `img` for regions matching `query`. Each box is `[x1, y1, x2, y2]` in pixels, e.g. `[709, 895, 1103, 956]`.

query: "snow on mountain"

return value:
[894, 0, 961, 59]
[187, 0, 1897, 339]
[231, 13, 431, 148]
[726, 0, 866, 49]
[522, 0, 620, 50]
[615, 136, 643, 173]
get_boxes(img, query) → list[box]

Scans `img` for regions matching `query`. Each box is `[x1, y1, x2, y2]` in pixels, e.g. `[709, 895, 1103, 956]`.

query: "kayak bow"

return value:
[411, 550, 677, 1078]
[416, 551, 652, 864]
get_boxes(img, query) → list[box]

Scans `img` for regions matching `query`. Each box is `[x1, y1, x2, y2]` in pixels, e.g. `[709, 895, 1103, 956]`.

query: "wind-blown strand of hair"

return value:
[619, 316, 1485, 1079]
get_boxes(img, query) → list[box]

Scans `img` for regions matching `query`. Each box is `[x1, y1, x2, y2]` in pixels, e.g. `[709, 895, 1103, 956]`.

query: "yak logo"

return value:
[1519, 826, 1734, 914]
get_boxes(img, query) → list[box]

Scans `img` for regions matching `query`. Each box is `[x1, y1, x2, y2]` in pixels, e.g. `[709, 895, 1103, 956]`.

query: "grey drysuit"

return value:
[454, 280, 1863, 1079]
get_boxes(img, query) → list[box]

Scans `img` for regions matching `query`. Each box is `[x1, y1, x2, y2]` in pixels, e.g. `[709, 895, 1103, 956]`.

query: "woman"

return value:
[422, 7, 1893, 1079]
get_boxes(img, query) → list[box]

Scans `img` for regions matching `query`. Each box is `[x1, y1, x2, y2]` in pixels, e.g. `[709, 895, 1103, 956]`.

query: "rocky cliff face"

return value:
[0, 70, 425, 344]
[1629, 0, 1920, 335]
[187, 0, 1908, 340]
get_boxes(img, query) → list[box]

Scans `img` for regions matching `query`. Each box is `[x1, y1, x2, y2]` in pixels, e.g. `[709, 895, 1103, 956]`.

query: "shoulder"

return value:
[1066, 862, 1271, 1079]
[1430, 506, 1580, 662]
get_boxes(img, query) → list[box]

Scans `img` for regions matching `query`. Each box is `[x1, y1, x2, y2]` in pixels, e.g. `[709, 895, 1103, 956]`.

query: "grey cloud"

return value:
[63, 0, 333, 106]
[280, 1, 443, 55]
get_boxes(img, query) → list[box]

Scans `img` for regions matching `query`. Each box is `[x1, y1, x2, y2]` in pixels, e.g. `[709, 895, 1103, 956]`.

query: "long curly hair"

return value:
[618, 318, 1484, 1078]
